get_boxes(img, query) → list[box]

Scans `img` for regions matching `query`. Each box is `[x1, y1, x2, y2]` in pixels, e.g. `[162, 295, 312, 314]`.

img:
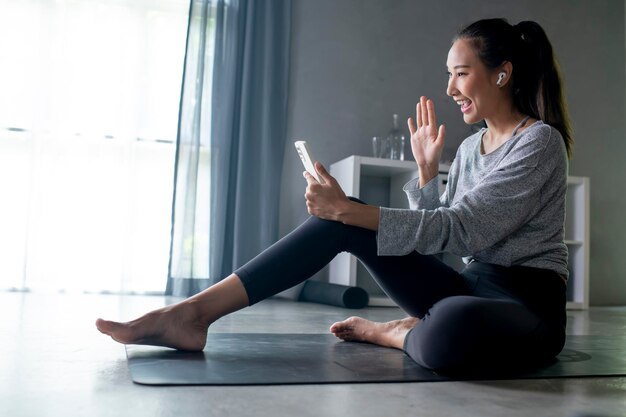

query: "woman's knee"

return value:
[300, 211, 366, 253]
[404, 295, 555, 371]
[404, 296, 488, 370]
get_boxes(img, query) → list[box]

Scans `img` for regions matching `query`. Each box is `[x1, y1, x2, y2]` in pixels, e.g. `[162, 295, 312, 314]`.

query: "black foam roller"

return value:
[299, 280, 369, 309]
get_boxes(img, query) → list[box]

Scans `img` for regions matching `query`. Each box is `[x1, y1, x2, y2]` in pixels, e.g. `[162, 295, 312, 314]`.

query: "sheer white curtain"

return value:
[0, 0, 190, 293]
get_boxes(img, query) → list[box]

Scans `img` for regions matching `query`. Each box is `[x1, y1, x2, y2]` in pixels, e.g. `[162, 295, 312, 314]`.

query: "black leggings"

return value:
[234, 208, 567, 371]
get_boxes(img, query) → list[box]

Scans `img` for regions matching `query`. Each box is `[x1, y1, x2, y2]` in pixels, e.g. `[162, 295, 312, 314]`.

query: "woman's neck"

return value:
[483, 111, 529, 145]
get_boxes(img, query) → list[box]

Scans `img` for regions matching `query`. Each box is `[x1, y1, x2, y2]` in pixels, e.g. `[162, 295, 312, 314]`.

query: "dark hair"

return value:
[455, 18, 573, 158]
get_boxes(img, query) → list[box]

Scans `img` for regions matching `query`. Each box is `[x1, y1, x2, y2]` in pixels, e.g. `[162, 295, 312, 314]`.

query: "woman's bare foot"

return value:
[95, 300, 209, 351]
[95, 275, 249, 351]
[329, 316, 419, 350]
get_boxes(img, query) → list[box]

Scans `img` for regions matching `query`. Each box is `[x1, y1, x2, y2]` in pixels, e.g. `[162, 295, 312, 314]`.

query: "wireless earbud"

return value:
[496, 72, 506, 86]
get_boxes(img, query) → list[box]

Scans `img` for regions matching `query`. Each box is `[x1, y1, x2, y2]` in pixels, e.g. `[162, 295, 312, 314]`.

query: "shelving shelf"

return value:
[329, 156, 590, 310]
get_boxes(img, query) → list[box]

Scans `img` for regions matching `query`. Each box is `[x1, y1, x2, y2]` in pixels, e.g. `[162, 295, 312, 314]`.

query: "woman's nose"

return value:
[446, 79, 457, 97]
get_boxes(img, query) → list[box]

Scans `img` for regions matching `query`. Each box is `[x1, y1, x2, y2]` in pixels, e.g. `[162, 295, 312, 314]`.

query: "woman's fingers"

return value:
[303, 171, 318, 185]
[415, 97, 441, 140]
[437, 124, 446, 144]
[427, 99, 437, 127]
[421, 96, 438, 127]
[314, 161, 327, 176]
[420, 96, 429, 126]
[415, 102, 422, 128]
[407, 117, 416, 135]
[314, 162, 331, 185]
[304, 163, 349, 221]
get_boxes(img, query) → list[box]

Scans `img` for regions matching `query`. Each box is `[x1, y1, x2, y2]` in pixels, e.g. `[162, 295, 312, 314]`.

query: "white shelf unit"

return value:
[329, 156, 590, 310]
[564, 176, 590, 309]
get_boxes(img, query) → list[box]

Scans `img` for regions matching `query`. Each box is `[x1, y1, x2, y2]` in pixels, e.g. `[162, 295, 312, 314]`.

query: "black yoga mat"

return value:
[126, 334, 626, 385]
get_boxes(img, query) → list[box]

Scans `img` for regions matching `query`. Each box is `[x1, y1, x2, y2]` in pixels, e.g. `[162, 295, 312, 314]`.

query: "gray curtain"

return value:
[167, 0, 291, 296]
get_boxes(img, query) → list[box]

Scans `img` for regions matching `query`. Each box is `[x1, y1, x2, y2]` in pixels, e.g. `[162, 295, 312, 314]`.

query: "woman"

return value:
[96, 18, 573, 371]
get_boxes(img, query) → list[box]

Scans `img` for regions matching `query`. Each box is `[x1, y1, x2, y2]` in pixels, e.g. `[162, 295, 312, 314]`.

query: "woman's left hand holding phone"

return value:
[303, 162, 350, 222]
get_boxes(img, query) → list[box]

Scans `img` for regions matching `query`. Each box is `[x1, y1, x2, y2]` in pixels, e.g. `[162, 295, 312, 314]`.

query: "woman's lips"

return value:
[461, 100, 472, 113]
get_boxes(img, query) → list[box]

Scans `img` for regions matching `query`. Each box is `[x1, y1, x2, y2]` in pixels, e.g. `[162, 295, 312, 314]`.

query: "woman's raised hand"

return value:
[408, 96, 445, 185]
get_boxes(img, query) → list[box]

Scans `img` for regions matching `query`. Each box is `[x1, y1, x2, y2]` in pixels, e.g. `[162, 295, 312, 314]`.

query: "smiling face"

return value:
[446, 39, 501, 125]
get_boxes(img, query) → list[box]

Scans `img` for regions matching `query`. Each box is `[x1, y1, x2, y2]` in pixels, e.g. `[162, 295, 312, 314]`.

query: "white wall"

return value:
[279, 0, 626, 305]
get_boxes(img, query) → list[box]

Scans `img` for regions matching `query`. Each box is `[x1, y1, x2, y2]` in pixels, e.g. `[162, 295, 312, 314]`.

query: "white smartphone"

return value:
[294, 140, 324, 184]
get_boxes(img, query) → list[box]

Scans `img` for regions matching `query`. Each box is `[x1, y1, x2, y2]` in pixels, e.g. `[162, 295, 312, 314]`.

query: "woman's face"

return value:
[446, 39, 500, 125]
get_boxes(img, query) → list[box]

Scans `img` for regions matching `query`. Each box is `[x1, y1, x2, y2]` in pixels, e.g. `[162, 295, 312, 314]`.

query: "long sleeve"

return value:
[404, 152, 461, 211]
[403, 177, 442, 210]
[375, 124, 569, 276]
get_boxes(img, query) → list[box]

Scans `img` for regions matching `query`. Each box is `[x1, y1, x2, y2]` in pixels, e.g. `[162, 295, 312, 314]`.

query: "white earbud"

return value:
[496, 72, 506, 86]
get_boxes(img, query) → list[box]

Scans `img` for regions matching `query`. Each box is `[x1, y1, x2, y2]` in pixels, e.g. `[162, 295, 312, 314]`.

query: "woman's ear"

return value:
[495, 61, 513, 87]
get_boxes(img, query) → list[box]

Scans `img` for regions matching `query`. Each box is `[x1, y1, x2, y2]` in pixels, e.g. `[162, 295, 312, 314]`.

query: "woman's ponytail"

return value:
[514, 21, 573, 158]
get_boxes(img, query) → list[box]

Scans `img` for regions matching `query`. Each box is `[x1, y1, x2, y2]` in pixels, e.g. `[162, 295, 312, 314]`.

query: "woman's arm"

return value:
[338, 201, 380, 231]
[377, 125, 566, 257]
[305, 97, 446, 230]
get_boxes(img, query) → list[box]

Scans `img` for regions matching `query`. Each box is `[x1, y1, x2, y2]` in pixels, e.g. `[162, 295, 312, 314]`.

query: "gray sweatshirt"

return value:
[377, 121, 569, 278]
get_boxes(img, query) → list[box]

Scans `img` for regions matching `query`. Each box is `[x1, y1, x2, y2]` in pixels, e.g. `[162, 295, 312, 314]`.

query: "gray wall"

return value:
[279, 0, 626, 305]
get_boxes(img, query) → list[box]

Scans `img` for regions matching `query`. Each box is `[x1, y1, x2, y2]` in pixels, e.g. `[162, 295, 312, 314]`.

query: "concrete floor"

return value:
[1, 291, 625, 417]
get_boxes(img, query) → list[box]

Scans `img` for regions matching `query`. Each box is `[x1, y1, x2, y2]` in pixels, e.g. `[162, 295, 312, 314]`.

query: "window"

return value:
[0, 0, 190, 293]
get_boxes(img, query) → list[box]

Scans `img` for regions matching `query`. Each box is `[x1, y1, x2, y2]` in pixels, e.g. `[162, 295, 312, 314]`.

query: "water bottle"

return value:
[387, 114, 405, 160]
